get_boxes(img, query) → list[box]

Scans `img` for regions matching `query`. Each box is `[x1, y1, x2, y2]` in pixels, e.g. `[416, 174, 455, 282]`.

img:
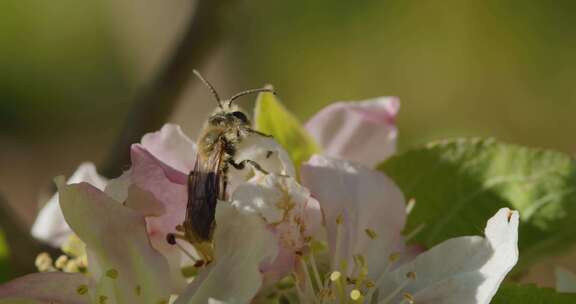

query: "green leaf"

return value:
[492, 283, 576, 303]
[0, 228, 10, 282]
[379, 138, 576, 270]
[254, 90, 320, 170]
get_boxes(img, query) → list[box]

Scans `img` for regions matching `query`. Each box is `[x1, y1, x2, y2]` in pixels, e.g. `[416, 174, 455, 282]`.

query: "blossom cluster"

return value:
[0, 96, 519, 304]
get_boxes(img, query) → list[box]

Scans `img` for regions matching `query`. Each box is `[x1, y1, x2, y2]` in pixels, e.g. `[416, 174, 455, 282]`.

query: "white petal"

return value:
[556, 267, 576, 293]
[59, 183, 173, 304]
[301, 155, 407, 277]
[382, 208, 519, 304]
[175, 202, 278, 304]
[0, 272, 92, 304]
[31, 163, 106, 247]
[140, 123, 197, 173]
[305, 97, 399, 167]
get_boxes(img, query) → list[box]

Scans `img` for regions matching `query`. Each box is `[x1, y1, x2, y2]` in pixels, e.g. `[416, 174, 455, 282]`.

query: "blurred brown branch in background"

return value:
[101, 0, 237, 178]
[0, 0, 239, 277]
[0, 193, 59, 276]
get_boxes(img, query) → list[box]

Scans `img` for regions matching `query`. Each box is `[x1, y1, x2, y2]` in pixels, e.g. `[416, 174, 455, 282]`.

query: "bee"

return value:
[167, 70, 274, 265]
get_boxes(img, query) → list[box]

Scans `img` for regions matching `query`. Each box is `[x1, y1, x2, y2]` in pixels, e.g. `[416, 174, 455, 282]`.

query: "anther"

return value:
[350, 289, 364, 302]
[76, 285, 88, 295]
[388, 252, 401, 263]
[35, 252, 54, 272]
[106, 269, 119, 279]
[336, 214, 344, 225]
[406, 271, 416, 280]
[55, 255, 69, 269]
[365, 228, 378, 239]
[330, 271, 342, 282]
[406, 198, 416, 214]
[98, 295, 108, 304]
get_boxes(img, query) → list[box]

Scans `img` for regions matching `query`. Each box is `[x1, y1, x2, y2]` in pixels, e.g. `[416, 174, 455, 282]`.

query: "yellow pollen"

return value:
[365, 228, 378, 239]
[76, 285, 88, 295]
[106, 269, 119, 279]
[330, 271, 342, 282]
[35, 252, 53, 272]
[55, 255, 69, 269]
[98, 295, 108, 304]
[350, 289, 363, 302]
[63, 261, 80, 273]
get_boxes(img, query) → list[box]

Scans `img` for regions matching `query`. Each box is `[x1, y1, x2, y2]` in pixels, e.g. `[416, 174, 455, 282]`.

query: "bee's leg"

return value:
[246, 128, 273, 138]
[228, 159, 270, 175]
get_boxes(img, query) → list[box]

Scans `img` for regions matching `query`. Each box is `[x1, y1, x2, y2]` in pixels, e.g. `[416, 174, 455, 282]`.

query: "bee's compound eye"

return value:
[231, 111, 249, 123]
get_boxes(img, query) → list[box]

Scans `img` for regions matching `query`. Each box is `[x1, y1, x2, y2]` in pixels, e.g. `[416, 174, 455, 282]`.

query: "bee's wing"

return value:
[184, 143, 226, 241]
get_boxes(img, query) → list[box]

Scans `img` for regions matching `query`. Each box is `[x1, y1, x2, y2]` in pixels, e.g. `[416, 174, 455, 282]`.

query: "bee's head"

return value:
[208, 109, 251, 127]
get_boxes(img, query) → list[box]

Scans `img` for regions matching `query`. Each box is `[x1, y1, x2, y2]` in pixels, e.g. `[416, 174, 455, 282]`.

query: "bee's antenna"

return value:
[228, 88, 275, 107]
[193, 70, 223, 108]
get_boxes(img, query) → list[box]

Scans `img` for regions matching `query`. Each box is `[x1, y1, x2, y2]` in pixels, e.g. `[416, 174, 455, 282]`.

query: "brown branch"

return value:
[100, 0, 237, 178]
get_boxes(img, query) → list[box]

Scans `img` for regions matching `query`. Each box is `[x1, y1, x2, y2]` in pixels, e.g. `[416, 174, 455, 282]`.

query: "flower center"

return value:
[287, 215, 418, 304]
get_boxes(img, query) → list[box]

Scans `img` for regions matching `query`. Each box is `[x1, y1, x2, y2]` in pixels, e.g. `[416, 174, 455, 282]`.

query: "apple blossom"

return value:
[294, 155, 519, 304]
[305, 97, 399, 167]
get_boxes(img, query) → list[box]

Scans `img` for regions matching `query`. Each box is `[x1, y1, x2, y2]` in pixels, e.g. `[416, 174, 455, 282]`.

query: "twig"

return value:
[100, 0, 236, 178]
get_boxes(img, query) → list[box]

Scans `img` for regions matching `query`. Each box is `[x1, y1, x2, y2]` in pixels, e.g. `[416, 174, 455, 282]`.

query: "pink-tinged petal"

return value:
[105, 145, 188, 243]
[104, 145, 189, 292]
[305, 97, 399, 167]
[380, 208, 519, 304]
[301, 155, 407, 278]
[175, 202, 278, 304]
[140, 123, 197, 173]
[231, 174, 322, 284]
[59, 182, 173, 303]
[0, 272, 92, 304]
[31, 163, 106, 247]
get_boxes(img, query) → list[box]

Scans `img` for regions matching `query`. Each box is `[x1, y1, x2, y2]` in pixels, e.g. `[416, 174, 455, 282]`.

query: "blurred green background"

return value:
[1, 0, 575, 283]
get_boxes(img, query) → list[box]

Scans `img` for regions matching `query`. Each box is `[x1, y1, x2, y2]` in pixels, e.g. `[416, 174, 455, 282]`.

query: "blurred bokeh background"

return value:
[1, 0, 575, 284]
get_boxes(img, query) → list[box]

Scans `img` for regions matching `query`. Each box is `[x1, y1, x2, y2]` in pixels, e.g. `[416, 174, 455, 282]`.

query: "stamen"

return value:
[406, 198, 416, 215]
[98, 295, 108, 304]
[298, 257, 318, 302]
[365, 228, 378, 240]
[105, 269, 119, 279]
[54, 255, 69, 269]
[35, 252, 54, 272]
[350, 289, 364, 303]
[401, 292, 415, 304]
[332, 214, 344, 271]
[330, 271, 347, 304]
[63, 261, 80, 273]
[292, 273, 309, 303]
[76, 285, 88, 295]
[366, 252, 402, 303]
[377, 271, 417, 304]
[308, 251, 323, 290]
[404, 223, 426, 242]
